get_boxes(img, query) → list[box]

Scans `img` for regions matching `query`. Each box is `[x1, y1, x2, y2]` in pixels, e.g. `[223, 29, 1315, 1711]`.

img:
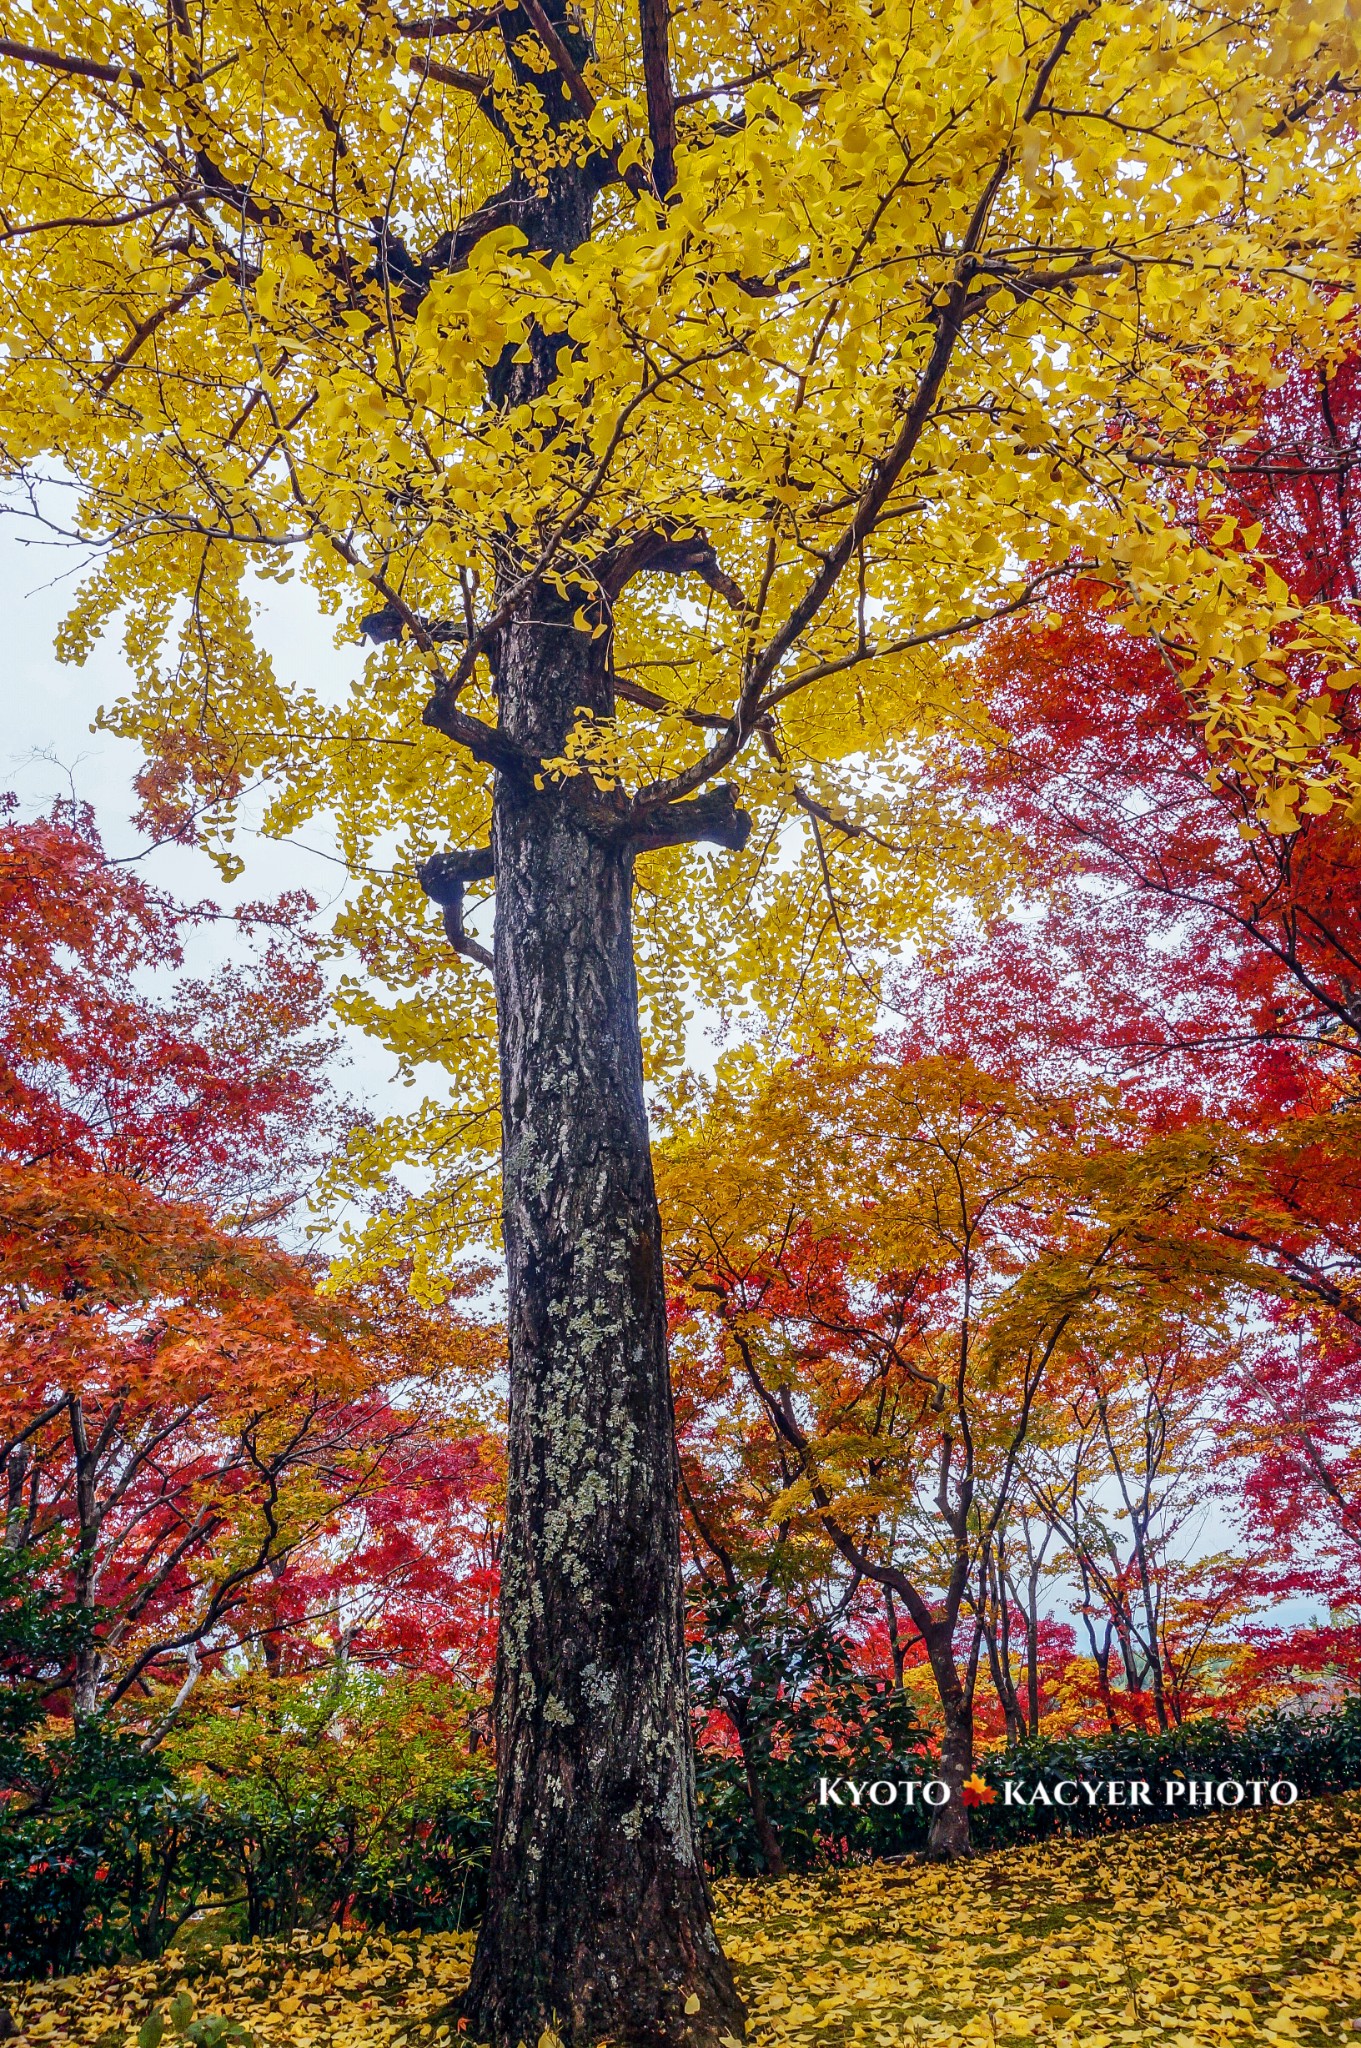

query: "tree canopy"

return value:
[1, 0, 1359, 1252]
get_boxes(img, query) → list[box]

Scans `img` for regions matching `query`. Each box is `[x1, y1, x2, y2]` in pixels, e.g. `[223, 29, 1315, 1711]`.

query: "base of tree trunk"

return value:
[925, 1808, 974, 1860]
[461, 1859, 745, 2047]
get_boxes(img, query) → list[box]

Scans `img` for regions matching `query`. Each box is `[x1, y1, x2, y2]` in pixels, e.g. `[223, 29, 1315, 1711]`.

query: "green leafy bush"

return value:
[165, 1671, 494, 1939]
[0, 1549, 224, 1978]
[0, 1719, 224, 1978]
[0, 1584, 494, 1981]
[751, 1694, 1361, 1867]
[965, 1696, 1361, 1844]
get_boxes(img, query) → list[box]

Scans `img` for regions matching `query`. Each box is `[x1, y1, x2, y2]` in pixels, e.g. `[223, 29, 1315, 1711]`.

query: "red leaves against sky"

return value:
[875, 348, 1361, 1713]
[0, 798, 335, 1218]
[671, 350, 1361, 1738]
[906, 351, 1361, 1125]
[0, 803, 501, 1716]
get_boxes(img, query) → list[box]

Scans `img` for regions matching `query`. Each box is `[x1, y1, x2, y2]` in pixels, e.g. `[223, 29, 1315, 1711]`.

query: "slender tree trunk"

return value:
[1129, 1534, 1171, 1733]
[988, 1556, 1026, 1745]
[982, 1618, 1024, 1749]
[884, 1586, 908, 1687]
[461, 743, 743, 2042]
[1085, 1614, 1120, 1735]
[728, 1701, 784, 1878]
[67, 1395, 103, 1718]
[1024, 1575, 1041, 1736]
[923, 1628, 973, 1860]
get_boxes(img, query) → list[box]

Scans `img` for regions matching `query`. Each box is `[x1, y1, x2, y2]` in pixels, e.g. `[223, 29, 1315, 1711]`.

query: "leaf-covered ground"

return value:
[7, 1797, 1361, 2047]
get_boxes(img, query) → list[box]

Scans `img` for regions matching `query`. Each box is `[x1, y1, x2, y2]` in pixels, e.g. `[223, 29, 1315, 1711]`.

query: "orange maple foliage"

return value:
[0, 805, 502, 1719]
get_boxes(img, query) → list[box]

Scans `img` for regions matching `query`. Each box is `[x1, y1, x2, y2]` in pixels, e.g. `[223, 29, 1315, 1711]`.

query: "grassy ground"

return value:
[6, 1795, 1361, 2047]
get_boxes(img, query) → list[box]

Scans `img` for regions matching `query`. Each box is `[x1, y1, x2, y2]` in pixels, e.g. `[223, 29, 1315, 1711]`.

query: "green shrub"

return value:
[165, 1671, 494, 1939]
[0, 1720, 224, 1977]
[741, 1694, 1361, 1868]
[965, 1696, 1361, 1844]
[689, 1592, 930, 1875]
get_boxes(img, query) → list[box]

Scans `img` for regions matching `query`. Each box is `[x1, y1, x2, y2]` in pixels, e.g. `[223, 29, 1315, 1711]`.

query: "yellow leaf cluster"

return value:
[2, 0, 1360, 1255]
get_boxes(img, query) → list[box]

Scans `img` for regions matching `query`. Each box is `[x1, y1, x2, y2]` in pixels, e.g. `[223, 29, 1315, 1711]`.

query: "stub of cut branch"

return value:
[623, 783, 752, 855]
[417, 845, 495, 970]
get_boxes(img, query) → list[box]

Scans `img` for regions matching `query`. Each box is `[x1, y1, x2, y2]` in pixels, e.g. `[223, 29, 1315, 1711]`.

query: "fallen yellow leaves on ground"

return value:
[8, 1797, 1361, 2047]
[719, 1794, 1361, 2045]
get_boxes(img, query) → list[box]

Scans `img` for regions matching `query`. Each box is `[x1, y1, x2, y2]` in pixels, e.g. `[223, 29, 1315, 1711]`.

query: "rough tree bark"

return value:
[921, 1624, 974, 1861]
[458, 716, 745, 2046]
[420, 15, 747, 2034]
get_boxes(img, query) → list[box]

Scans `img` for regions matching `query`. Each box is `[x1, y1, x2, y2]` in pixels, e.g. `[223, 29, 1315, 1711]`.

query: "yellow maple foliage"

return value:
[0, 0, 1358, 1203]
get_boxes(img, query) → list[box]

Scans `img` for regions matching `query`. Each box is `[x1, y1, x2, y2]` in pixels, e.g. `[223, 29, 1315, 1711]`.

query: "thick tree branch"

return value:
[291, 505, 528, 783]
[596, 522, 747, 611]
[378, 187, 527, 300]
[518, 0, 596, 122]
[622, 783, 751, 854]
[407, 52, 493, 93]
[0, 36, 141, 86]
[421, 685, 530, 780]
[359, 604, 467, 645]
[638, 0, 677, 196]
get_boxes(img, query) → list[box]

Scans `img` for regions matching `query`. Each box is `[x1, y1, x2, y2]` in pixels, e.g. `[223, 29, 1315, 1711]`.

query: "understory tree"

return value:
[2, 0, 1360, 2034]
[660, 1050, 1207, 1854]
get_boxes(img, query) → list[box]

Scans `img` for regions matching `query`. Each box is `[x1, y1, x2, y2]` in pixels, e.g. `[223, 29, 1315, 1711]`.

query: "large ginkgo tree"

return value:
[1, 0, 1359, 2036]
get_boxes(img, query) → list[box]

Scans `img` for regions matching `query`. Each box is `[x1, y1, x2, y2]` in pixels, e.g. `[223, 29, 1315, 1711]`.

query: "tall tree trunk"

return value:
[1085, 1613, 1120, 1735]
[985, 1553, 1025, 1745]
[1021, 1564, 1042, 1736]
[67, 1394, 103, 1718]
[982, 1616, 1024, 1749]
[434, 17, 744, 2033]
[461, 729, 743, 2043]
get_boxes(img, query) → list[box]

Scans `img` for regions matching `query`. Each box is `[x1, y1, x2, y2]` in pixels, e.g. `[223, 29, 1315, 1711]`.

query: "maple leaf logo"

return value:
[961, 1773, 997, 1807]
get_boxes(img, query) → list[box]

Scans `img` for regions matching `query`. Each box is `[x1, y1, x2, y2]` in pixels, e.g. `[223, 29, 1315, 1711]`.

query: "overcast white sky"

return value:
[1, 522, 355, 896]
[0, 522, 418, 1146]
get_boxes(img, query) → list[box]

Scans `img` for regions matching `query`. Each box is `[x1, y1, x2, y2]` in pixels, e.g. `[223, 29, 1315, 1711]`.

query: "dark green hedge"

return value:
[697, 1694, 1361, 1873]
[964, 1698, 1361, 1844]
[0, 1724, 495, 1981]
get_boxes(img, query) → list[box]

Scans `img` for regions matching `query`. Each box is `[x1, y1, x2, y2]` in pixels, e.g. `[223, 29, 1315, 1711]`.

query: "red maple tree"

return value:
[0, 804, 500, 1721]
